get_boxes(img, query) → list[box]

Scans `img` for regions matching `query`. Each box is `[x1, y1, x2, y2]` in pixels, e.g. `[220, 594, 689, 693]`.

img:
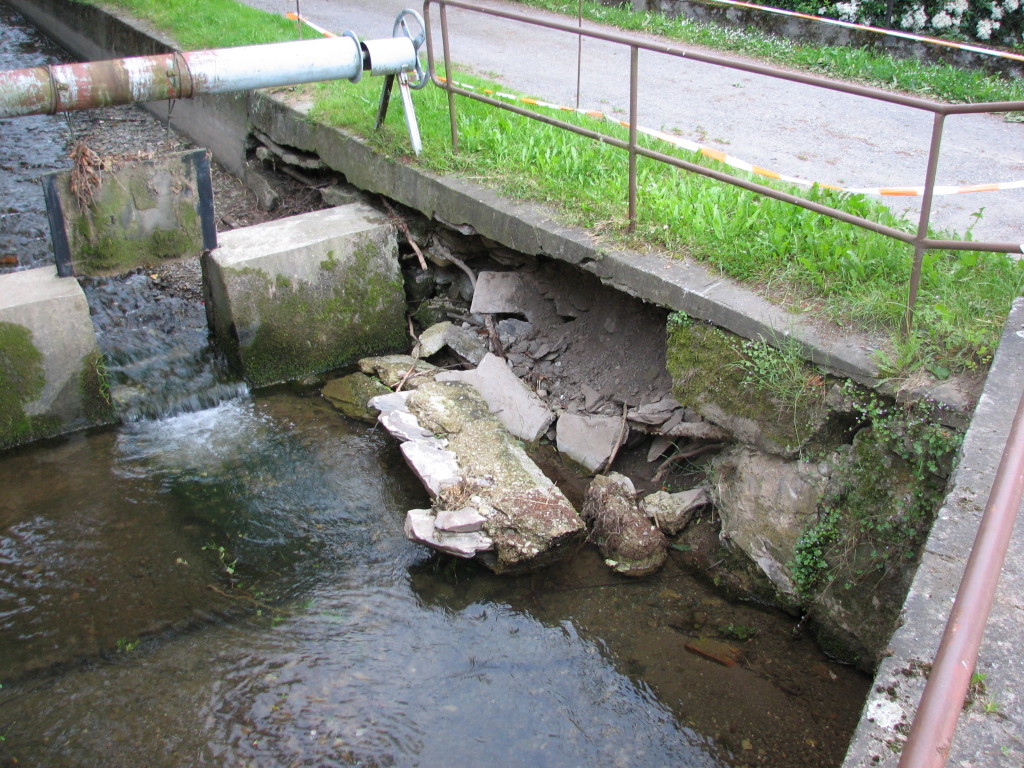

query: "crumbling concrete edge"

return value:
[249, 92, 883, 384]
[841, 297, 1024, 768]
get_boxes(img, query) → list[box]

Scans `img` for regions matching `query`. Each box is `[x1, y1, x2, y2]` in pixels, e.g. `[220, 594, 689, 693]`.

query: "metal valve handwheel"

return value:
[392, 9, 427, 90]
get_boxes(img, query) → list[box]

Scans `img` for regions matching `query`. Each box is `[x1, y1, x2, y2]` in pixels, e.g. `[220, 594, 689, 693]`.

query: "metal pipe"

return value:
[897, 384, 1024, 768]
[0, 35, 417, 119]
[627, 45, 638, 234]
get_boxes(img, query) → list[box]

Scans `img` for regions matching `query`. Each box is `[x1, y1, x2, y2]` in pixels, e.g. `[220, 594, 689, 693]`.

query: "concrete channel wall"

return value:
[4, 1, 1022, 764]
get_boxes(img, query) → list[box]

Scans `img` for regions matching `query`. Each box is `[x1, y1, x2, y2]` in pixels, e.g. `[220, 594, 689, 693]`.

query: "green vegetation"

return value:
[790, 383, 962, 595]
[81, 0, 1024, 373]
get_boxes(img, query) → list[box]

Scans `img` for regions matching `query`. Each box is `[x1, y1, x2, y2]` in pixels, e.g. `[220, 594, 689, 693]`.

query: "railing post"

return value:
[627, 45, 638, 234]
[904, 112, 946, 336]
[439, 1, 459, 153]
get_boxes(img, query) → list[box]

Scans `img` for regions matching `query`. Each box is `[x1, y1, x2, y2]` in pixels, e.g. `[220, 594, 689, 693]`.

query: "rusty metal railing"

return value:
[421, 3, 1024, 765]
[897, 382, 1024, 768]
[421, 0, 1024, 334]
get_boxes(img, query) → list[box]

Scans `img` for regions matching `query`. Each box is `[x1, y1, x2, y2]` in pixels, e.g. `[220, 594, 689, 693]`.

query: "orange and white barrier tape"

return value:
[443, 77, 1024, 197]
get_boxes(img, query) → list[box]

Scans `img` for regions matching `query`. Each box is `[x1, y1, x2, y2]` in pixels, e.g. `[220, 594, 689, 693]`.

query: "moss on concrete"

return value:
[665, 319, 821, 452]
[0, 321, 48, 448]
[227, 235, 405, 387]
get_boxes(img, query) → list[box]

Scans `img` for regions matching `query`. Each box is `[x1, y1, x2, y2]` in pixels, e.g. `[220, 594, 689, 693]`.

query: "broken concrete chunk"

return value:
[437, 353, 554, 443]
[470, 271, 534, 315]
[583, 473, 668, 577]
[321, 372, 391, 423]
[628, 396, 684, 425]
[379, 409, 435, 443]
[405, 508, 494, 558]
[496, 318, 532, 346]
[556, 413, 624, 473]
[416, 321, 453, 358]
[443, 324, 488, 365]
[368, 390, 411, 414]
[405, 381, 584, 572]
[399, 440, 461, 497]
[359, 354, 439, 389]
[642, 487, 709, 536]
[435, 505, 488, 533]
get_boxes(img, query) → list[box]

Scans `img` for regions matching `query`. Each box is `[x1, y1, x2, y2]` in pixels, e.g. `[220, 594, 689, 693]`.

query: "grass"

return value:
[80, 0, 1024, 374]
[520, 1, 1024, 105]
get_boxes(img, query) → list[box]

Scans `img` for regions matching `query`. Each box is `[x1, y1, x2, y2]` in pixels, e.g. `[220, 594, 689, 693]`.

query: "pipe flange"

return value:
[343, 30, 362, 83]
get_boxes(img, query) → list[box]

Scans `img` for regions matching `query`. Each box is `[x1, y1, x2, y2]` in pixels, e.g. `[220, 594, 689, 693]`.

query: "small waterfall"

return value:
[81, 268, 248, 421]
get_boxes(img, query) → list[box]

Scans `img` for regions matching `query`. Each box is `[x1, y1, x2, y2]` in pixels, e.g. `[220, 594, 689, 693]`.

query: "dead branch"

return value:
[382, 199, 427, 270]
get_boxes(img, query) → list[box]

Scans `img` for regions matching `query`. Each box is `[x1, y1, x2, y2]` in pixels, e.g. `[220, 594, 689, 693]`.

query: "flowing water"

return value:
[0, 6, 870, 767]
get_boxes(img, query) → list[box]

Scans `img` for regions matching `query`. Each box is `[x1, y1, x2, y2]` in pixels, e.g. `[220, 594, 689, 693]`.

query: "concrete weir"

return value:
[203, 203, 406, 387]
[0, 267, 110, 449]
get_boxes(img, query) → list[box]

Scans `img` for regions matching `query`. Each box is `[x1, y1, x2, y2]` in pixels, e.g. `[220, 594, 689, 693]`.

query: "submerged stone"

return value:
[322, 372, 391, 422]
[583, 473, 668, 577]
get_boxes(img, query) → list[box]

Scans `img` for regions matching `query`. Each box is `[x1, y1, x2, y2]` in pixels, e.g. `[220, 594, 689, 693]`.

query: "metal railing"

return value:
[422, 0, 1024, 333]
[421, 4, 1024, 766]
[896, 382, 1024, 767]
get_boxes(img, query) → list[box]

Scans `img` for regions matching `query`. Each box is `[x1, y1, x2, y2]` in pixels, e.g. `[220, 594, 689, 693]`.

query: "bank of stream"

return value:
[0, 6, 870, 767]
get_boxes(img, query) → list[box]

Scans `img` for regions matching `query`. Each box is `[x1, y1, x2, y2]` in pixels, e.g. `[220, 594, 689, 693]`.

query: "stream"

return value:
[0, 5, 870, 766]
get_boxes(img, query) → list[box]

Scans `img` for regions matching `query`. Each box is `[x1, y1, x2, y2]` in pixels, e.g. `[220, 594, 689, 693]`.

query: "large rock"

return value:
[203, 203, 406, 387]
[371, 380, 584, 572]
[711, 447, 831, 596]
[583, 473, 668, 577]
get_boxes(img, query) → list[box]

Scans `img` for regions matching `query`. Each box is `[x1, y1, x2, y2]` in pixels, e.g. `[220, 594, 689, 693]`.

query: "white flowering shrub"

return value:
[784, 0, 1023, 46]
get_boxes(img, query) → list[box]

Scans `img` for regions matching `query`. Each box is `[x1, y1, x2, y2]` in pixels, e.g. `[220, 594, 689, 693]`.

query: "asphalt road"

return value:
[245, 0, 1023, 245]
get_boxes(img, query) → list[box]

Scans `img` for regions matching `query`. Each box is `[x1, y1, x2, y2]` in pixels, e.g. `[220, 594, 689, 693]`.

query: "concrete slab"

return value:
[203, 203, 406, 387]
[0, 267, 110, 449]
[556, 412, 624, 473]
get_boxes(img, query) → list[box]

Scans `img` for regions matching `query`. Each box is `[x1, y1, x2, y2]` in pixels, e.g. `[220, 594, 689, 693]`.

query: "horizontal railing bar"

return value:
[430, 79, 1024, 253]
[426, 0, 1024, 117]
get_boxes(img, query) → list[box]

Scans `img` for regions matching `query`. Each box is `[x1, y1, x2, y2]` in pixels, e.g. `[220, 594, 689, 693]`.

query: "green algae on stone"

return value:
[322, 372, 391, 422]
[0, 321, 47, 448]
[665, 318, 828, 455]
[225, 236, 406, 387]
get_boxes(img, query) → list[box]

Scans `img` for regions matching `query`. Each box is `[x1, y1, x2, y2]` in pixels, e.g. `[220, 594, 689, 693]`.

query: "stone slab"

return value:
[203, 203, 405, 387]
[0, 267, 108, 449]
[556, 412, 624, 473]
[437, 353, 554, 443]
